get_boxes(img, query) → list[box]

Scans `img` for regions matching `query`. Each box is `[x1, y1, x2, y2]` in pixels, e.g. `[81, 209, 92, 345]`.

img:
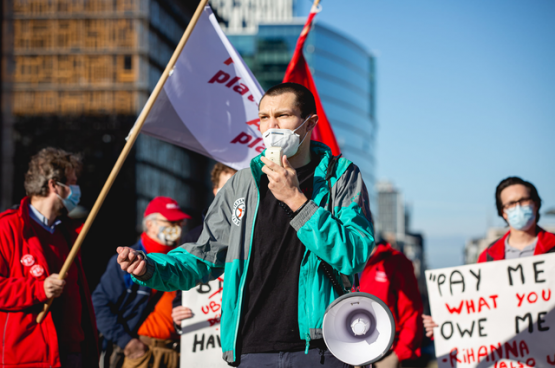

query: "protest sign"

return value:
[180, 276, 228, 368]
[426, 253, 555, 368]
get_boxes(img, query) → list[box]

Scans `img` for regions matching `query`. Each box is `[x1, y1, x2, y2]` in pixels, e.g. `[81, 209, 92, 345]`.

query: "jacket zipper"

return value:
[231, 186, 260, 362]
[2, 313, 9, 367]
[304, 157, 332, 354]
[304, 252, 316, 354]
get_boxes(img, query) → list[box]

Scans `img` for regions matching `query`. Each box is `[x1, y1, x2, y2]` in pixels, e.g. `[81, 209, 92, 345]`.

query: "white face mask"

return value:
[157, 225, 182, 246]
[262, 116, 312, 158]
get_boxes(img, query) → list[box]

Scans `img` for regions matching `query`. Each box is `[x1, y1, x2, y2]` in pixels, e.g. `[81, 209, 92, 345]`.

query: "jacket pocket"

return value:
[2, 311, 51, 366]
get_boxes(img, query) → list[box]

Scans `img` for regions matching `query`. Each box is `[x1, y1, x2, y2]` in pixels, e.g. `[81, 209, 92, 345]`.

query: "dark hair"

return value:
[210, 163, 237, 189]
[261, 83, 316, 118]
[24, 147, 83, 198]
[495, 176, 541, 223]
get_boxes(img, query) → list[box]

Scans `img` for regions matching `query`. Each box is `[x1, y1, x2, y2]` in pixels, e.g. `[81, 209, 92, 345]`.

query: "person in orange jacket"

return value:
[0, 147, 99, 368]
[93, 197, 192, 368]
[423, 176, 555, 338]
[359, 241, 423, 368]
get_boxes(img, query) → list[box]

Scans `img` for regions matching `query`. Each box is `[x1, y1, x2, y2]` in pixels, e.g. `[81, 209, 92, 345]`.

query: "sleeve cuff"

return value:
[290, 200, 318, 232]
[394, 345, 416, 361]
[133, 257, 155, 282]
[35, 280, 48, 303]
[116, 333, 135, 350]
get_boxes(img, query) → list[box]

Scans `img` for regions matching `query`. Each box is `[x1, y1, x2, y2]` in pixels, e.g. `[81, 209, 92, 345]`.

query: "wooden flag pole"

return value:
[36, 0, 210, 324]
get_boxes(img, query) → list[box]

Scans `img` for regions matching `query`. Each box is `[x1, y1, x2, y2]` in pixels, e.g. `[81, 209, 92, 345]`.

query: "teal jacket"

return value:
[132, 142, 374, 364]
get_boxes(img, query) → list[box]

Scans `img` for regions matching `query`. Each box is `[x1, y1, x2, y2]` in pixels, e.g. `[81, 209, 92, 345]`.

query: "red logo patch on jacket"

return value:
[375, 271, 388, 283]
[20, 254, 35, 267]
[30, 264, 45, 278]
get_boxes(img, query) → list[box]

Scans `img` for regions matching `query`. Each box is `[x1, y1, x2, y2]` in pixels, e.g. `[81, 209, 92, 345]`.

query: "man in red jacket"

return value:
[478, 176, 555, 261]
[360, 241, 423, 368]
[0, 147, 98, 368]
[423, 176, 555, 337]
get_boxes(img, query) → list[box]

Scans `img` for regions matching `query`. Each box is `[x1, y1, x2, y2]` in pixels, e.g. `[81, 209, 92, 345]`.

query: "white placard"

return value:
[180, 276, 228, 368]
[426, 254, 555, 368]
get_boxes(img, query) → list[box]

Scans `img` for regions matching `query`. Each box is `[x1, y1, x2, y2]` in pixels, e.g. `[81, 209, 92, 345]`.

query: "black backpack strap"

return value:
[353, 273, 360, 292]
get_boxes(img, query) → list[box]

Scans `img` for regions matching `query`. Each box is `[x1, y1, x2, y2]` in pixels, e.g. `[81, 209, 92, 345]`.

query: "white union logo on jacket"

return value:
[232, 198, 246, 226]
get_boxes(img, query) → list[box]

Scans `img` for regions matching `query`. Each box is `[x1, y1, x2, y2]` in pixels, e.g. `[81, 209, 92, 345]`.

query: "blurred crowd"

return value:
[0, 139, 551, 368]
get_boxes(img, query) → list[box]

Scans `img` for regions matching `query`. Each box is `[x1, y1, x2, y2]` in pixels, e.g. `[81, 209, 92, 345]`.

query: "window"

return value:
[124, 55, 132, 70]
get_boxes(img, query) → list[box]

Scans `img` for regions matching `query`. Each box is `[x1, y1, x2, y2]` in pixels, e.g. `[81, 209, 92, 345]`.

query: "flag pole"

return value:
[36, 0, 210, 324]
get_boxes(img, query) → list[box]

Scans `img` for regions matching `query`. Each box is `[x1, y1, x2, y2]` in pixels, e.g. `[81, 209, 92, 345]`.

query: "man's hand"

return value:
[124, 338, 148, 359]
[422, 314, 438, 338]
[43, 274, 65, 299]
[261, 156, 307, 211]
[172, 306, 193, 325]
[117, 247, 147, 277]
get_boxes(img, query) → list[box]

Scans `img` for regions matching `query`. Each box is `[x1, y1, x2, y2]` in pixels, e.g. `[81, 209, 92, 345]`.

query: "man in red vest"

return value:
[359, 241, 423, 368]
[0, 147, 98, 368]
[423, 176, 555, 337]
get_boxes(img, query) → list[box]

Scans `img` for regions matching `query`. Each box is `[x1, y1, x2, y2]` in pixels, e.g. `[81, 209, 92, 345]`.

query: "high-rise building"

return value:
[0, 0, 215, 288]
[211, 0, 377, 202]
[376, 180, 404, 239]
[375, 181, 427, 303]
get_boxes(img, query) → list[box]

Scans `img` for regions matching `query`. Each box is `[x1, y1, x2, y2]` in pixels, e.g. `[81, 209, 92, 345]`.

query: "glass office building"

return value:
[228, 21, 377, 201]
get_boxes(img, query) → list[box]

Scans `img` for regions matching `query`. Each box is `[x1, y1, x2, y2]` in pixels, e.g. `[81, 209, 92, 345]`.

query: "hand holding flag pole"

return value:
[36, 0, 210, 324]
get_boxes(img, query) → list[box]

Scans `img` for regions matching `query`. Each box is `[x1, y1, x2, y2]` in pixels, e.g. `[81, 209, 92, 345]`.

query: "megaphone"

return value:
[322, 292, 395, 366]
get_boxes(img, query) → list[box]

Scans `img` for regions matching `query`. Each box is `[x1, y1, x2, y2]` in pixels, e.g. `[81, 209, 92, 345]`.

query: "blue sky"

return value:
[299, 0, 555, 268]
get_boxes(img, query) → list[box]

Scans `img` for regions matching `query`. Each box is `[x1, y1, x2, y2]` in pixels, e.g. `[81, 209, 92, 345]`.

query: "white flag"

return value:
[136, 6, 265, 170]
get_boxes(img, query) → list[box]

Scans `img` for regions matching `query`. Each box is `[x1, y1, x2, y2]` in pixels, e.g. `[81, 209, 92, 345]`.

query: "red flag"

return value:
[282, 7, 341, 156]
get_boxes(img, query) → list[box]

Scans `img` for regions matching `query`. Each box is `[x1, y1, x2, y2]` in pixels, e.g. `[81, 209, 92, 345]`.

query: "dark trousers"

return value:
[238, 349, 351, 368]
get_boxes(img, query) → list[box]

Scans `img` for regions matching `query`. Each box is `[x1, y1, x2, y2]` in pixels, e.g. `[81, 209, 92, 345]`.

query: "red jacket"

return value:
[0, 197, 99, 368]
[478, 227, 555, 263]
[359, 243, 423, 361]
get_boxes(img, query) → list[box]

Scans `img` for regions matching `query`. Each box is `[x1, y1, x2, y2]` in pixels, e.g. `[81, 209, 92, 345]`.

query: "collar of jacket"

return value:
[486, 227, 555, 261]
[14, 196, 53, 274]
[367, 243, 396, 264]
[250, 141, 334, 201]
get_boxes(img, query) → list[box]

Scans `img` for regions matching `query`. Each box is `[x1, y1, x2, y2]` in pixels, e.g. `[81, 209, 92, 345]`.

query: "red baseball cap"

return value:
[144, 197, 191, 222]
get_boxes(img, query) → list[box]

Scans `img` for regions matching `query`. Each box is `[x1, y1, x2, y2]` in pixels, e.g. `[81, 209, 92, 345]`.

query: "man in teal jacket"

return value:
[117, 83, 374, 367]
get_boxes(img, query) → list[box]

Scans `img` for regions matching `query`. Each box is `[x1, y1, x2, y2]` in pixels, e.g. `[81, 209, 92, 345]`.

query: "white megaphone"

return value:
[322, 292, 395, 366]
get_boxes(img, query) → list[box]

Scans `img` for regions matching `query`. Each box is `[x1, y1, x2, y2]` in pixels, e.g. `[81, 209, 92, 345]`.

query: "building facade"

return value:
[0, 0, 215, 289]
[376, 180, 404, 239]
[211, 0, 377, 202]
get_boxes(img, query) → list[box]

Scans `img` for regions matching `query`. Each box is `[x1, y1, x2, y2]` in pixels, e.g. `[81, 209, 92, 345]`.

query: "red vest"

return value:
[0, 197, 99, 368]
[359, 243, 423, 361]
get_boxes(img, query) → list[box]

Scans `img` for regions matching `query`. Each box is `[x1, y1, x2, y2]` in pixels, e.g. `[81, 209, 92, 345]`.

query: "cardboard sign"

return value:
[180, 276, 228, 368]
[426, 254, 555, 368]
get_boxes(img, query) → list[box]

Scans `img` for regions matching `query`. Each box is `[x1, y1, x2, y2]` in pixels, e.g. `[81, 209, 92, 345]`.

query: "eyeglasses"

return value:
[155, 218, 184, 227]
[502, 197, 533, 210]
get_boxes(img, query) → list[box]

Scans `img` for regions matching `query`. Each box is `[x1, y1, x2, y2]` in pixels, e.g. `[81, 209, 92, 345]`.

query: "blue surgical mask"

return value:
[57, 182, 81, 213]
[505, 204, 536, 231]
